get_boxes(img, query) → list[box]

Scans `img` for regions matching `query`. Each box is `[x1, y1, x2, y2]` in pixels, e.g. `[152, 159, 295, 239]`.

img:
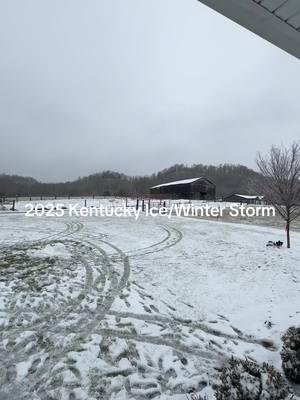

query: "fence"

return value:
[0, 198, 15, 211]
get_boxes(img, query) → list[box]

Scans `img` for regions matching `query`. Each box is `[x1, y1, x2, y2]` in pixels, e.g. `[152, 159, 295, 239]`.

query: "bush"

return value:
[281, 326, 300, 383]
[215, 357, 291, 400]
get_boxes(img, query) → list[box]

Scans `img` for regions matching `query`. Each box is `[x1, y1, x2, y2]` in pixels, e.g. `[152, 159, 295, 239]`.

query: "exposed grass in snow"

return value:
[0, 209, 299, 399]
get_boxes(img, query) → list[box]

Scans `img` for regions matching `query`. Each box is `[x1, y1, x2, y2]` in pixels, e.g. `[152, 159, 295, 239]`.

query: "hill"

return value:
[0, 164, 262, 197]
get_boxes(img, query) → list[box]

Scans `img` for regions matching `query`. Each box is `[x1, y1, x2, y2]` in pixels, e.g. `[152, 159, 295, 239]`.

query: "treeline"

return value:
[0, 163, 262, 198]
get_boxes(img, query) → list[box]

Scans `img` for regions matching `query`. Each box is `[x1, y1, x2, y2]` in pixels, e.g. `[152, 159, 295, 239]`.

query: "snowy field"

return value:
[0, 201, 300, 399]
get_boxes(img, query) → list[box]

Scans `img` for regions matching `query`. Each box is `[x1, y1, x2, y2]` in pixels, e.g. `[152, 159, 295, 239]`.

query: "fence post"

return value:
[84, 199, 87, 208]
[142, 199, 145, 212]
[126, 198, 128, 208]
[12, 200, 15, 211]
[136, 199, 139, 211]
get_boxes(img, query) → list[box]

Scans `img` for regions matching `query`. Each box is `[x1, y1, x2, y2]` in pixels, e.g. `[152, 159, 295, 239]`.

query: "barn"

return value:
[150, 177, 216, 200]
[223, 193, 265, 205]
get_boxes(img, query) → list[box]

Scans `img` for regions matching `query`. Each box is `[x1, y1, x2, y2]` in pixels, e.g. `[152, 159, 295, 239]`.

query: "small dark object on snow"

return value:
[281, 326, 300, 383]
[181, 357, 188, 365]
[266, 241, 283, 248]
[265, 320, 273, 329]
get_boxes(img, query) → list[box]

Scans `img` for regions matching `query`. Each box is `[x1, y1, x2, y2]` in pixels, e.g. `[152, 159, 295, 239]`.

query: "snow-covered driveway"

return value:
[0, 213, 299, 399]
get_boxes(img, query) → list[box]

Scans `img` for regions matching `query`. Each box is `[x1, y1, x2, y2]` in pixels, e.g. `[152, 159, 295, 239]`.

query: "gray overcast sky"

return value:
[0, 0, 299, 182]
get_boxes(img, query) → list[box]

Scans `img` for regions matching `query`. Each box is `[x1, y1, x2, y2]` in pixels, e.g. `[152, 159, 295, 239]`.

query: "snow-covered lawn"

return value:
[0, 208, 299, 399]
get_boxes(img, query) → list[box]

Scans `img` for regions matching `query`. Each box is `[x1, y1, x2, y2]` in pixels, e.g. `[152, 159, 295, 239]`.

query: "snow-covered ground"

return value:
[0, 203, 300, 399]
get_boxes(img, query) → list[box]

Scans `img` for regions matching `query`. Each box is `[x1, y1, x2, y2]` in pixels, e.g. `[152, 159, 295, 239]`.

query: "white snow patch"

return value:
[29, 243, 71, 259]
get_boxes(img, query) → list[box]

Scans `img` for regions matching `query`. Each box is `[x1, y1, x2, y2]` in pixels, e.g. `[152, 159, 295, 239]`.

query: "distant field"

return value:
[3, 196, 299, 233]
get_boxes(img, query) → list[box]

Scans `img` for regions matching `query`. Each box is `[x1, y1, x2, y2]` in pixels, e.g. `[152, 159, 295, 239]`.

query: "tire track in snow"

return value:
[107, 310, 277, 350]
[127, 225, 183, 258]
[97, 328, 221, 360]
[26, 238, 131, 397]
[0, 237, 119, 397]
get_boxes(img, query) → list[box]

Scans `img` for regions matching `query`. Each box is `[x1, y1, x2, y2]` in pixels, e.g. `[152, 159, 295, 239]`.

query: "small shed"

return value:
[150, 177, 216, 200]
[223, 193, 265, 205]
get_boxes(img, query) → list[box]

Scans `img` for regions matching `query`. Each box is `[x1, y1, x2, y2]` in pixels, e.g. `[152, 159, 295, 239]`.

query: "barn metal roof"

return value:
[197, 0, 300, 59]
[151, 177, 204, 189]
[230, 194, 264, 199]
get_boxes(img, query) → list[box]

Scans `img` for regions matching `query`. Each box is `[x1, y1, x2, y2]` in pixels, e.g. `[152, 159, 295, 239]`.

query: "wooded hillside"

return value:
[0, 164, 262, 197]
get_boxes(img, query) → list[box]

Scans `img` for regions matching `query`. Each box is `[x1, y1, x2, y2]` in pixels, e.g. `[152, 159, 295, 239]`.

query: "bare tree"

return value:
[256, 142, 300, 248]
